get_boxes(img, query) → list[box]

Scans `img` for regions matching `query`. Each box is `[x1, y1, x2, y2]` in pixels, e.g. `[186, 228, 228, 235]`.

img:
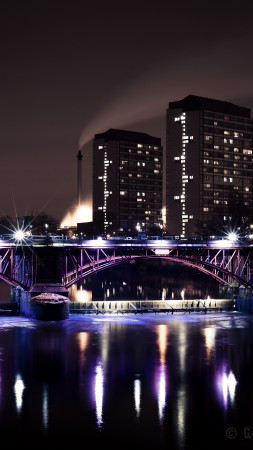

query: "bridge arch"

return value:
[64, 254, 251, 289]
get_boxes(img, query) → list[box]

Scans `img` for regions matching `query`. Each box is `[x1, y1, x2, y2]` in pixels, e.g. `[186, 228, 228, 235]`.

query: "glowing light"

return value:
[202, 327, 216, 360]
[216, 367, 237, 408]
[77, 332, 89, 352]
[180, 289, 185, 301]
[157, 365, 166, 421]
[134, 378, 141, 418]
[157, 324, 168, 364]
[94, 363, 104, 428]
[14, 230, 25, 241]
[162, 206, 166, 225]
[155, 324, 169, 421]
[14, 374, 25, 413]
[75, 289, 92, 303]
[61, 202, 92, 227]
[227, 232, 238, 242]
[154, 249, 170, 255]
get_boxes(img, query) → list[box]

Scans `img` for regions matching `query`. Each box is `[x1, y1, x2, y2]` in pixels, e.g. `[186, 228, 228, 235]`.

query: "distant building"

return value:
[77, 221, 94, 237]
[93, 128, 163, 236]
[166, 95, 253, 237]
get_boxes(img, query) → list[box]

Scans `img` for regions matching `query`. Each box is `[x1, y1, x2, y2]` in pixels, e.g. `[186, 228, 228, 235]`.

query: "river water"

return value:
[67, 260, 222, 303]
[0, 311, 252, 450]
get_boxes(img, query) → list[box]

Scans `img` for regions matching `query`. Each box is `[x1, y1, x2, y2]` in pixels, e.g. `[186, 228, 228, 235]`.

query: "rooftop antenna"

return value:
[77, 150, 83, 207]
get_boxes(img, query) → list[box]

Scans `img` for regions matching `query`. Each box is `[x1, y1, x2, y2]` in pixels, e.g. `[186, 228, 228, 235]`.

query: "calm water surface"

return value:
[0, 311, 252, 449]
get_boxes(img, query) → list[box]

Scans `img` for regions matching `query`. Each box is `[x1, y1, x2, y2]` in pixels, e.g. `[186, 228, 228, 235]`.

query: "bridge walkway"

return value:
[69, 299, 235, 315]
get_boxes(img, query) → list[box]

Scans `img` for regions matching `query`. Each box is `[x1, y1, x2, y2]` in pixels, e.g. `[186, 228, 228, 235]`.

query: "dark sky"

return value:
[1, 1, 253, 225]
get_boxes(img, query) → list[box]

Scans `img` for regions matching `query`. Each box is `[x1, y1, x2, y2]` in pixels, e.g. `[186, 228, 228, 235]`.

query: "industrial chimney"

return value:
[77, 150, 83, 207]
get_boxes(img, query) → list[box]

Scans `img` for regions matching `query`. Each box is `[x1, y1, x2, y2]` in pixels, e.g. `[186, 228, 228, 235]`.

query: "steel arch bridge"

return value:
[0, 236, 253, 290]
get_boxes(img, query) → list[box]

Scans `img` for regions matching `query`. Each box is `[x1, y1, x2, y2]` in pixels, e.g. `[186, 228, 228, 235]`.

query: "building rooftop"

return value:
[169, 95, 251, 118]
[94, 128, 161, 146]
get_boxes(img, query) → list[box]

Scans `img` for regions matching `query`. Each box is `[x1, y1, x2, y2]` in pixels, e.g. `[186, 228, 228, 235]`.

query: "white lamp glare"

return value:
[14, 230, 25, 241]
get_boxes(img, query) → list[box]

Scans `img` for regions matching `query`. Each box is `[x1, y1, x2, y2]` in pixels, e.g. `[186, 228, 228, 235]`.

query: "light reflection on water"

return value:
[0, 313, 251, 449]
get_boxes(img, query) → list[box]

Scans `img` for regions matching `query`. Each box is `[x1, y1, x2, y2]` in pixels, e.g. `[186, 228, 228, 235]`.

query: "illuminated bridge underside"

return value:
[1, 241, 253, 291]
[64, 246, 253, 288]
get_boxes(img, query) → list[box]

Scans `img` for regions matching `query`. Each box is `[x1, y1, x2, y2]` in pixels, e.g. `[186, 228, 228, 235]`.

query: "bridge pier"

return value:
[12, 278, 69, 319]
[235, 287, 253, 314]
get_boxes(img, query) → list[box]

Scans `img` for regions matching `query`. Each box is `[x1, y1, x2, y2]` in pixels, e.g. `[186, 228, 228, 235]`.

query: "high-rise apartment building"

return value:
[166, 95, 253, 237]
[93, 128, 163, 236]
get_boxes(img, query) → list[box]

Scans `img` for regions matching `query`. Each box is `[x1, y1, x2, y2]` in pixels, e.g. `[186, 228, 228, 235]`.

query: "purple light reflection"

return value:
[215, 366, 237, 409]
[94, 361, 104, 428]
[154, 324, 169, 422]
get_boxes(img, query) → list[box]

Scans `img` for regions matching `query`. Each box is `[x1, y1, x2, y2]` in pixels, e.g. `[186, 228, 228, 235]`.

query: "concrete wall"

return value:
[236, 288, 253, 314]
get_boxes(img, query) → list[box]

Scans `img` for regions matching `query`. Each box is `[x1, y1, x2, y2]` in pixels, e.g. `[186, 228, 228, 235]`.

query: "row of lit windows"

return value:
[204, 135, 252, 146]
[203, 167, 252, 175]
[204, 147, 252, 155]
[203, 111, 252, 123]
[118, 209, 160, 216]
[203, 183, 250, 191]
[119, 167, 161, 174]
[203, 190, 251, 198]
[120, 191, 161, 196]
[203, 156, 251, 168]
[203, 156, 251, 164]
[203, 202, 250, 212]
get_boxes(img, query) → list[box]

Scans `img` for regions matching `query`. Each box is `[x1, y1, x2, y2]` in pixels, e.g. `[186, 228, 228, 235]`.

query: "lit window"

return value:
[243, 149, 252, 155]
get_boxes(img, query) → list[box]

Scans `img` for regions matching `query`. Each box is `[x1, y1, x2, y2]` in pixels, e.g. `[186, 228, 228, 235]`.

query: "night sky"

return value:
[1, 1, 253, 225]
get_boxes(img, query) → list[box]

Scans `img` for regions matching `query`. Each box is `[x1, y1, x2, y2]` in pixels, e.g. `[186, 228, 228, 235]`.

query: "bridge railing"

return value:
[69, 299, 235, 315]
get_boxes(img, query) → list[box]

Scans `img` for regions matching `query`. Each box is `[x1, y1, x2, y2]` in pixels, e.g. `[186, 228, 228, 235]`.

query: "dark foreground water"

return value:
[0, 312, 252, 450]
